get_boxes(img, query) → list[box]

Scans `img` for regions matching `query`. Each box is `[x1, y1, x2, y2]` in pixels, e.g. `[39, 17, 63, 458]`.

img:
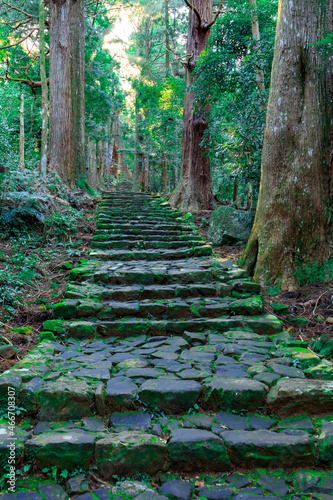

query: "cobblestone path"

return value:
[1, 190, 333, 500]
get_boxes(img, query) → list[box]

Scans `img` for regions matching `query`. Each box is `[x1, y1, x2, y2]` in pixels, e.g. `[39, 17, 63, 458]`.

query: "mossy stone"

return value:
[43, 320, 68, 334]
[95, 431, 167, 478]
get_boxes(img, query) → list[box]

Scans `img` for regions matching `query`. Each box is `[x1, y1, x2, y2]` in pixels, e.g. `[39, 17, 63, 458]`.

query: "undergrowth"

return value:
[0, 166, 98, 323]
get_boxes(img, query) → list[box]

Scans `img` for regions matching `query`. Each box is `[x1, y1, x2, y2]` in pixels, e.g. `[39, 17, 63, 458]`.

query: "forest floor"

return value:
[0, 195, 98, 374]
[193, 210, 333, 346]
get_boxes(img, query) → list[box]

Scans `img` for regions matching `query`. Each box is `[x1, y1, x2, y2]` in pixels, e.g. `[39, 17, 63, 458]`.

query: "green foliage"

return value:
[45, 209, 80, 240]
[311, 33, 333, 54]
[312, 335, 333, 359]
[0, 202, 45, 231]
[193, 0, 278, 202]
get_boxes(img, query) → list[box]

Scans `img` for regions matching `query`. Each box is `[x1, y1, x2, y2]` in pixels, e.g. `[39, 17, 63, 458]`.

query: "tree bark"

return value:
[169, 0, 215, 212]
[111, 113, 120, 178]
[49, 0, 85, 188]
[39, 0, 48, 178]
[249, 0, 266, 112]
[161, 151, 168, 192]
[19, 94, 25, 170]
[241, 0, 333, 289]
[165, 0, 170, 72]
[142, 154, 149, 192]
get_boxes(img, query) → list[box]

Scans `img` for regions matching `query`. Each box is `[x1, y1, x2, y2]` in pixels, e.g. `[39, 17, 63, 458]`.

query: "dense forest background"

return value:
[0, 0, 278, 204]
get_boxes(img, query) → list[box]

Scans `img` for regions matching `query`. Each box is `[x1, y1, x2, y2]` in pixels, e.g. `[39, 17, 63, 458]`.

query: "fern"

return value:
[312, 335, 333, 359]
[0, 202, 45, 229]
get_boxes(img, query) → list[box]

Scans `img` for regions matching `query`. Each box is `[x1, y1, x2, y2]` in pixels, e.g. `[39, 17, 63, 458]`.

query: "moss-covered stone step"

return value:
[96, 222, 194, 231]
[2, 411, 333, 477]
[94, 228, 196, 236]
[98, 209, 180, 218]
[41, 314, 282, 339]
[92, 234, 203, 242]
[68, 258, 248, 286]
[64, 282, 235, 301]
[52, 296, 263, 321]
[88, 246, 213, 260]
[91, 239, 205, 250]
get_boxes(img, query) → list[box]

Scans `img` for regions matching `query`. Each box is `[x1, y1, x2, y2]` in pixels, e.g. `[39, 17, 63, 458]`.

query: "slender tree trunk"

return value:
[111, 112, 120, 178]
[19, 94, 25, 170]
[249, 0, 266, 112]
[165, 0, 170, 72]
[39, 0, 48, 177]
[135, 105, 143, 188]
[241, 0, 333, 289]
[246, 181, 253, 211]
[49, 0, 85, 188]
[142, 155, 149, 192]
[161, 152, 168, 192]
[233, 177, 238, 205]
[169, 0, 214, 212]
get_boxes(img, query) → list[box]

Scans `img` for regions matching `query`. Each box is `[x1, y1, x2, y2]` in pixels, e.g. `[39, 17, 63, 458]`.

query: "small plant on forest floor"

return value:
[312, 335, 333, 359]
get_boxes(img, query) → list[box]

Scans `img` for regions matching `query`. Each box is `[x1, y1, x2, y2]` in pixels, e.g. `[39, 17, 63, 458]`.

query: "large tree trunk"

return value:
[49, 0, 85, 188]
[169, 0, 214, 212]
[241, 0, 333, 289]
[39, 0, 48, 178]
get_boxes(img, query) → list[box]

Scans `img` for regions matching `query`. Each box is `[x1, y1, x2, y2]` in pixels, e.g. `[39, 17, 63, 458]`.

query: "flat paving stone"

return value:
[159, 481, 193, 500]
[221, 429, 315, 468]
[169, 429, 230, 471]
[95, 431, 167, 478]
[139, 379, 202, 413]
[110, 411, 151, 431]
[203, 378, 267, 411]
[25, 431, 96, 470]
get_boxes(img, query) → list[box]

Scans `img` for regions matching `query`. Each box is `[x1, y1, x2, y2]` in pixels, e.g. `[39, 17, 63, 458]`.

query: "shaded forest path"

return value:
[1, 188, 333, 499]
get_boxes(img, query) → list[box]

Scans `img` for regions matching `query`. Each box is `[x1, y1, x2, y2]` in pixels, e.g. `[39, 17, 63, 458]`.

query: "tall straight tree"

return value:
[49, 0, 85, 188]
[170, 0, 223, 212]
[241, 0, 333, 289]
[39, 0, 48, 177]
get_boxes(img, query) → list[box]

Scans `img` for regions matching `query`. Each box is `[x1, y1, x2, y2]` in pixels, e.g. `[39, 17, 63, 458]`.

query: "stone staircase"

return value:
[1, 191, 333, 500]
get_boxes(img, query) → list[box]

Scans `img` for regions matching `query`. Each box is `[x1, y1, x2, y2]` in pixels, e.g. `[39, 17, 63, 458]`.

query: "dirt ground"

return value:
[0, 199, 97, 374]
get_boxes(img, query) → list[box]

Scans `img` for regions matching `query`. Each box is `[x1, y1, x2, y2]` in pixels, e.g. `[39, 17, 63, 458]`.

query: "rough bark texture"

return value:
[39, 0, 48, 177]
[241, 0, 333, 289]
[169, 0, 214, 212]
[19, 94, 25, 170]
[49, 0, 85, 188]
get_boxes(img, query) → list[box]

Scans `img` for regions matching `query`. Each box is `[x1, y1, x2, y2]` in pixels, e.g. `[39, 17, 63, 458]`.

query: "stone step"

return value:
[96, 223, 193, 231]
[92, 234, 203, 242]
[91, 240, 205, 250]
[52, 295, 263, 321]
[94, 228, 194, 236]
[88, 246, 213, 260]
[69, 257, 242, 286]
[42, 313, 282, 339]
[65, 281, 238, 302]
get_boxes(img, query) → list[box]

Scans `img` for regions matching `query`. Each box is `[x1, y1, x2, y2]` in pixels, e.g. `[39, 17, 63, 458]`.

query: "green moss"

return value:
[271, 303, 289, 315]
[39, 331, 56, 342]
[10, 326, 33, 335]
